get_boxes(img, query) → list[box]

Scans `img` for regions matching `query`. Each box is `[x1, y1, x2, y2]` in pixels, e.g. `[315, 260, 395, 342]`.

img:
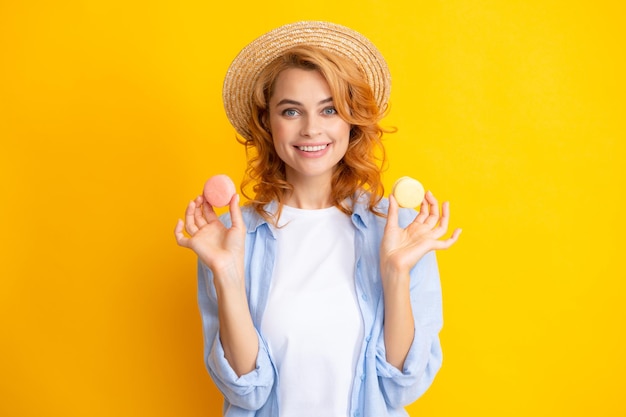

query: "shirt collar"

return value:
[244, 200, 278, 238]
[350, 192, 382, 231]
[244, 193, 382, 236]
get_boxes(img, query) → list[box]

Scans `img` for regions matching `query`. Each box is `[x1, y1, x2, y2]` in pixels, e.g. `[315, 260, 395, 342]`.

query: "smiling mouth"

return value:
[297, 144, 329, 152]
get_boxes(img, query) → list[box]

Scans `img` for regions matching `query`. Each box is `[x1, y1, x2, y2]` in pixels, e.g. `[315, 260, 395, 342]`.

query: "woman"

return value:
[175, 21, 461, 417]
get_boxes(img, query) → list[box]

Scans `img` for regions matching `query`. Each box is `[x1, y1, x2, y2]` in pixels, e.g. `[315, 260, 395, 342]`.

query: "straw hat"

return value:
[222, 21, 391, 140]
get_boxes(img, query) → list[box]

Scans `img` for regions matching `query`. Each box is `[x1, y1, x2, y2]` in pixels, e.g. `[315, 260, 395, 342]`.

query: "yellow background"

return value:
[2, 1, 624, 415]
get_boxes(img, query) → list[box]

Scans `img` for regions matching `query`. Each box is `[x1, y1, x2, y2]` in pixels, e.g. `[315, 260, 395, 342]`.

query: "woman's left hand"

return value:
[380, 191, 462, 279]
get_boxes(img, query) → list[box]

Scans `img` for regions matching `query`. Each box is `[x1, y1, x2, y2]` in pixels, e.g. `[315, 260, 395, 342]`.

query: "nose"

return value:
[300, 115, 322, 137]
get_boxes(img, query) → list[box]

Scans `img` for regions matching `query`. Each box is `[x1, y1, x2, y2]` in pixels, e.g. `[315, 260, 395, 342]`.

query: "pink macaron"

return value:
[203, 174, 236, 207]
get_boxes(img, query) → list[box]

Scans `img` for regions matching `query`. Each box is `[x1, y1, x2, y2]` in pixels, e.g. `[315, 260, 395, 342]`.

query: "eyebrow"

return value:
[275, 97, 334, 107]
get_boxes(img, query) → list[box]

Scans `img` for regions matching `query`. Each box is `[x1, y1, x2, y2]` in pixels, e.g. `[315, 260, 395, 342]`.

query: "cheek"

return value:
[269, 118, 292, 141]
[272, 123, 288, 137]
[271, 128, 290, 152]
[335, 125, 351, 155]
[333, 121, 352, 141]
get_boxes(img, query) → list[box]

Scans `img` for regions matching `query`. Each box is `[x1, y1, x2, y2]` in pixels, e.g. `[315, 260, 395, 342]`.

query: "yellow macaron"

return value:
[392, 176, 425, 208]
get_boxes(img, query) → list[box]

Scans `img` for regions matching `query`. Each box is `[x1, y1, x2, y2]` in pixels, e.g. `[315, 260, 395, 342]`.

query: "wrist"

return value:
[211, 261, 246, 292]
[381, 268, 411, 295]
[380, 260, 410, 283]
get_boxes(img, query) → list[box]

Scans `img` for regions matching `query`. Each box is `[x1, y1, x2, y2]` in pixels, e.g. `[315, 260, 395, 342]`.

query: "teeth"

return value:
[298, 145, 328, 152]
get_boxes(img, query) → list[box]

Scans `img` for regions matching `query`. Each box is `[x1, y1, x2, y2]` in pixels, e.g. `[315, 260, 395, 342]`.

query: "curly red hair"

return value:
[238, 45, 393, 223]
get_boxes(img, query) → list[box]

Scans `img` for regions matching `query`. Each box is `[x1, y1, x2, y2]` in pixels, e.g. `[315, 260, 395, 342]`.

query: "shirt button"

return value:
[365, 335, 371, 342]
[361, 294, 368, 301]
[354, 411, 360, 417]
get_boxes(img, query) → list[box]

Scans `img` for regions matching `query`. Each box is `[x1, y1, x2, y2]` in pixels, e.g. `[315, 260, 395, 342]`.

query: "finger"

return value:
[229, 194, 246, 232]
[432, 201, 451, 238]
[451, 227, 462, 241]
[424, 191, 441, 227]
[385, 194, 399, 231]
[202, 200, 215, 222]
[193, 195, 208, 227]
[414, 198, 429, 223]
[185, 200, 199, 235]
[174, 219, 190, 247]
[433, 228, 462, 250]
[201, 196, 220, 224]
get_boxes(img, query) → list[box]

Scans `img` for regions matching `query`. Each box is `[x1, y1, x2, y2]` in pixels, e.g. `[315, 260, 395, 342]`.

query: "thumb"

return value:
[385, 194, 399, 232]
[228, 194, 246, 232]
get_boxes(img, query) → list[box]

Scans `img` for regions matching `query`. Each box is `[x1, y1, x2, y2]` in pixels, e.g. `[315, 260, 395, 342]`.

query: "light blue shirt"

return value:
[197, 195, 443, 417]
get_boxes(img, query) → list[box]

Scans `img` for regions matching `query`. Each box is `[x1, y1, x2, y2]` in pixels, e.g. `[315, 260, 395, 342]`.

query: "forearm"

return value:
[214, 270, 259, 377]
[382, 273, 415, 371]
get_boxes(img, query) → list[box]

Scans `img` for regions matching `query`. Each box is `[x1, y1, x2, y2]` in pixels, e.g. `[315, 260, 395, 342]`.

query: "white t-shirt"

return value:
[261, 205, 364, 417]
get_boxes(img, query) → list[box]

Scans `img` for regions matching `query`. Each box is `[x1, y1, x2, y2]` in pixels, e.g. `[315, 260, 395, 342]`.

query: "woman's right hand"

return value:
[175, 194, 258, 376]
[174, 194, 246, 281]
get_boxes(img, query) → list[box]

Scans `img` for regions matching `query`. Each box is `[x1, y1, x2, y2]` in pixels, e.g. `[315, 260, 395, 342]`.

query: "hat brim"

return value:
[222, 21, 391, 140]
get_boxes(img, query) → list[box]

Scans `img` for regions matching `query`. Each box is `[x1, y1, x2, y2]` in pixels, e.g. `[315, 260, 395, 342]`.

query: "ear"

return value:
[261, 112, 272, 133]
[349, 126, 358, 140]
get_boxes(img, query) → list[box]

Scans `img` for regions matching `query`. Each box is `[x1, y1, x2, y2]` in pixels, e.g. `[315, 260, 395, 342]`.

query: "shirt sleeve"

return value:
[197, 260, 275, 410]
[375, 249, 444, 408]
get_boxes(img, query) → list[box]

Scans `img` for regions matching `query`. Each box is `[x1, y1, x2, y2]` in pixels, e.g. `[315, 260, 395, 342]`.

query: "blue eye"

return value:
[323, 107, 337, 115]
[282, 109, 298, 117]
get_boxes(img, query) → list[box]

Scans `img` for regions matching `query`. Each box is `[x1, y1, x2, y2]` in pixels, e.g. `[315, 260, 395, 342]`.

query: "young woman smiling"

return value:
[175, 21, 461, 417]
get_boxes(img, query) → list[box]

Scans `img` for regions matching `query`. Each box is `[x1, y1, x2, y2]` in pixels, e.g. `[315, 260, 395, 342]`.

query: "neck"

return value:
[284, 176, 333, 209]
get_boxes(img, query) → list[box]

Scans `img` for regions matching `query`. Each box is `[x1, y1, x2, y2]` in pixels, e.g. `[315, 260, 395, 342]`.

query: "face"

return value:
[268, 68, 351, 185]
